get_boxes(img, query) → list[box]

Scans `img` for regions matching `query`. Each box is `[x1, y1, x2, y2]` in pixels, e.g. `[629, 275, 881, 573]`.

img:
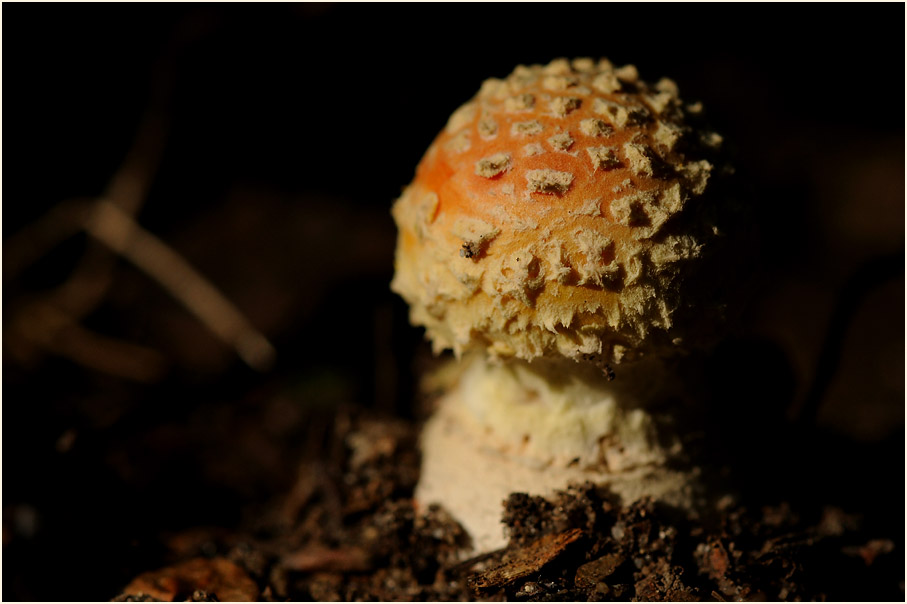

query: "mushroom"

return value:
[391, 58, 733, 553]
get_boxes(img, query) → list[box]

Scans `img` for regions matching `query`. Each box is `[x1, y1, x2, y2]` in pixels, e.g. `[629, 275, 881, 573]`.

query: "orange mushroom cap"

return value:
[392, 58, 731, 365]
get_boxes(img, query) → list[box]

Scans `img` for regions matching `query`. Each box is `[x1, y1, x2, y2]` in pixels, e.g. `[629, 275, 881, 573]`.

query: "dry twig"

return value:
[5, 105, 276, 376]
[85, 200, 276, 371]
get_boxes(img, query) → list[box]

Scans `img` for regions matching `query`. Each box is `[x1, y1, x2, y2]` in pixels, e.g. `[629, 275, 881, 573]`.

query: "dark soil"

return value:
[99, 405, 902, 602]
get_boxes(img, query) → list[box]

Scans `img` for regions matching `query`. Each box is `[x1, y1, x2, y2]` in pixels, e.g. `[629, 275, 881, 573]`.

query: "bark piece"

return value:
[467, 528, 583, 594]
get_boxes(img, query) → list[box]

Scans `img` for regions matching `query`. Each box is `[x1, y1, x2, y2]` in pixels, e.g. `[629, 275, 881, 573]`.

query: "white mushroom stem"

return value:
[415, 353, 698, 553]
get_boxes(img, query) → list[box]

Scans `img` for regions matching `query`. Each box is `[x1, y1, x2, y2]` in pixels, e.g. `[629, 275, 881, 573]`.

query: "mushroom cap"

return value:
[391, 58, 731, 365]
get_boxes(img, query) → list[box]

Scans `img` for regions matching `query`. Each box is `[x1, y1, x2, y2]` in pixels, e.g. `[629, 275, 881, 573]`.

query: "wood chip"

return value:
[467, 528, 583, 593]
[574, 551, 627, 588]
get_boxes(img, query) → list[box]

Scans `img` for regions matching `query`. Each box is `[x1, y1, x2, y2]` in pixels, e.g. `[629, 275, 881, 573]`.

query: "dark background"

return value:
[3, 4, 904, 600]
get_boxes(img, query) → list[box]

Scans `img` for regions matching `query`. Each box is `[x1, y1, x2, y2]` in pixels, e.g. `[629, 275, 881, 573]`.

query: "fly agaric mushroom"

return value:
[391, 58, 732, 553]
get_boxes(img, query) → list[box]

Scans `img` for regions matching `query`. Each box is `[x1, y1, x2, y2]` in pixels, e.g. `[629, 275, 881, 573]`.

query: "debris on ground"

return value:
[104, 409, 903, 601]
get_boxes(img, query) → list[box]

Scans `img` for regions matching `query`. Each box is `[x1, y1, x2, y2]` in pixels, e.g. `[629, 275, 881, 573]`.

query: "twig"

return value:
[4, 15, 275, 379]
[49, 108, 168, 320]
[84, 199, 277, 372]
[2, 199, 93, 280]
[8, 301, 168, 383]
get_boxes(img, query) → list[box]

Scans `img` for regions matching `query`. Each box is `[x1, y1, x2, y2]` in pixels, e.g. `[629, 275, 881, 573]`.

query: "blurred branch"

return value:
[50, 109, 168, 320]
[4, 15, 277, 379]
[7, 301, 168, 383]
[2, 199, 92, 281]
[85, 200, 276, 372]
[5, 113, 275, 377]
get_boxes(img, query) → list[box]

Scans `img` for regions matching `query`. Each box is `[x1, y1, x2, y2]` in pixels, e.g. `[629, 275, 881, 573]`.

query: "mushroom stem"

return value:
[416, 353, 699, 553]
